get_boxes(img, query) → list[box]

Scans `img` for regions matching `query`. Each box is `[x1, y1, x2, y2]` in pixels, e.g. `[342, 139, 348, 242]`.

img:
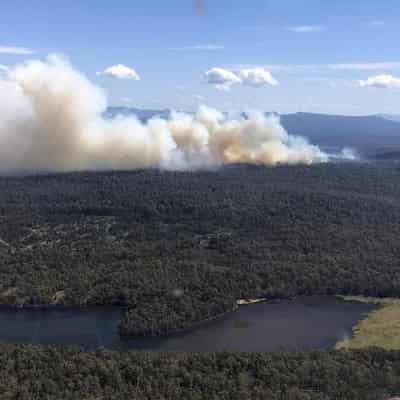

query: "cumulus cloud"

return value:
[98, 64, 140, 80]
[0, 46, 35, 55]
[288, 25, 324, 33]
[0, 55, 336, 174]
[358, 74, 400, 89]
[205, 67, 278, 90]
[239, 67, 279, 86]
[205, 67, 241, 91]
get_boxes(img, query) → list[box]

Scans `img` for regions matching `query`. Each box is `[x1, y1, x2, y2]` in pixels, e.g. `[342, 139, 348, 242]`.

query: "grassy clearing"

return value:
[336, 296, 400, 350]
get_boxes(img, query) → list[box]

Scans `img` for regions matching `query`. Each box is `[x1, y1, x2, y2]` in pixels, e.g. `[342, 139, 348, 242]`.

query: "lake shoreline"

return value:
[0, 296, 376, 352]
[0, 295, 380, 343]
[335, 296, 400, 350]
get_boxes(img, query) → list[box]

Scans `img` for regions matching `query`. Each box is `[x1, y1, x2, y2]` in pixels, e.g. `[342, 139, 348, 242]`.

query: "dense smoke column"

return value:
[0, 56, 330, 174]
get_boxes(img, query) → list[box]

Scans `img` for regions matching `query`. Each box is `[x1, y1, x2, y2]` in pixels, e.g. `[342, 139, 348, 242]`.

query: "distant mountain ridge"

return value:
[279, 112, 400, 155]
[105, 107, 400, 157]
[104, 107, 171, 122]
[376, 114, 400, 123]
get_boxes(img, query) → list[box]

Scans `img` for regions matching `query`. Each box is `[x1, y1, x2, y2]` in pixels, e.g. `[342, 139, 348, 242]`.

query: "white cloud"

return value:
[0, 46, 35, 55]
[0, 64, 8, 72]
[194, 94, 205, 101]
[288, 25, 324, 33]
[239, 67, 278, 86]
[170, 44, 224, 51]
[358, 74, 400, 89]
[98, 64, 140, 80]
[205, 67, 278, 90]
[205, 68, 241, 91]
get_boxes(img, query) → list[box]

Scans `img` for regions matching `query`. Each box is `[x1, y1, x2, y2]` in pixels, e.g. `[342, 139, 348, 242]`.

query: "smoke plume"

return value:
[0, 56, 332, 174]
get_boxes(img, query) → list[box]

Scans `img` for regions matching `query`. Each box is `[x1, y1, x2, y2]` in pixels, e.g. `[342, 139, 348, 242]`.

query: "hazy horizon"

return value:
[106, 104, 400, 118]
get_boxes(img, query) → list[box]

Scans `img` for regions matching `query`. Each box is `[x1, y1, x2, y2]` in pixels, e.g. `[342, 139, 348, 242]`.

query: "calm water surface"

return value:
[0, 296, 375, 352]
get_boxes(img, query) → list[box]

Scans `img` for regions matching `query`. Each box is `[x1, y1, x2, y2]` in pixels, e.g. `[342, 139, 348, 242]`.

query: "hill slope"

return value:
[280, 112, 400, 155]
[1, 163, 400, 336]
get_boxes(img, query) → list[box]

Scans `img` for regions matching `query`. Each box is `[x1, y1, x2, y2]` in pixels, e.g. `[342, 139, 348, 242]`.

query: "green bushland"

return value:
[336, 296, 400, 350]
[1, 163, 400, 335]
[0, 344, 399, 399]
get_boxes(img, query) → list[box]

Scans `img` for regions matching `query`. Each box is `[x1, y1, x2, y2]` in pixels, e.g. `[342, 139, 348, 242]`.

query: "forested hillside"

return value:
[280, 112, 400, 155]
[0, 162, 400, 335]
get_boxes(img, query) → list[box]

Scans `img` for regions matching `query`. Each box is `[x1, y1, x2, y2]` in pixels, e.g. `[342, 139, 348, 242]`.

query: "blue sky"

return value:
[1, 0, 400, 114]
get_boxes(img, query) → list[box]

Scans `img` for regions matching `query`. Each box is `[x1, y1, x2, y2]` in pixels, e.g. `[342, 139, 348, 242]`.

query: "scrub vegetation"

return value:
[337, 296, 400, 350]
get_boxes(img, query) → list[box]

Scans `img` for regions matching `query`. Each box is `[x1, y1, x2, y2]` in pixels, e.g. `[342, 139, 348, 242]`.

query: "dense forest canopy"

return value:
[0, 344, 399, 400]
[0, 162, 399, 335]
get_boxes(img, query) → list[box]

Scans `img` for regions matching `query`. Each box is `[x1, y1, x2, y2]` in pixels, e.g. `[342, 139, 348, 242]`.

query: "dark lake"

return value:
[0, 296, 375, 352]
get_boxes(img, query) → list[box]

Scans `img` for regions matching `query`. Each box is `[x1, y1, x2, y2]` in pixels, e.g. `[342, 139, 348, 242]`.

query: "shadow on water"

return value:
[0, 296, 376, 352]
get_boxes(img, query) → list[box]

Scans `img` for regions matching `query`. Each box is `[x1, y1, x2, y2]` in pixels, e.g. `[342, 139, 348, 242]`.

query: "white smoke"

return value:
[0, 56, 334, 174]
